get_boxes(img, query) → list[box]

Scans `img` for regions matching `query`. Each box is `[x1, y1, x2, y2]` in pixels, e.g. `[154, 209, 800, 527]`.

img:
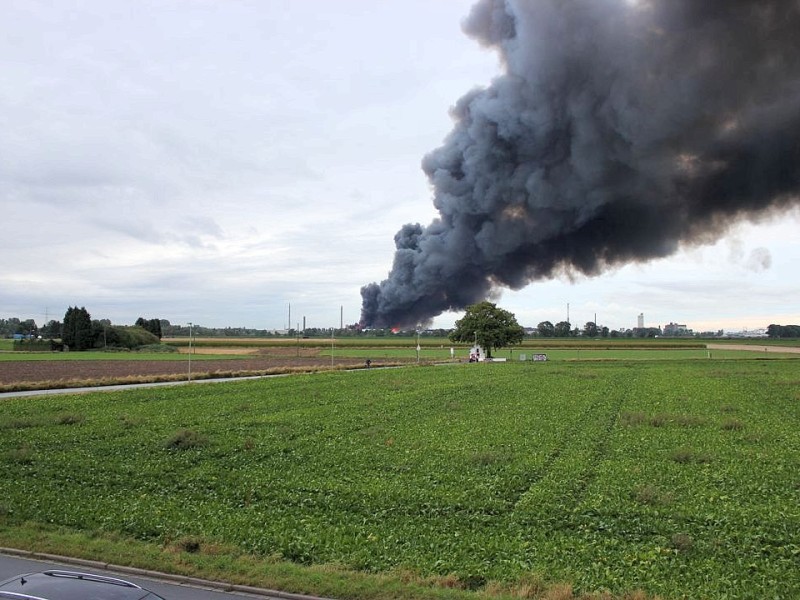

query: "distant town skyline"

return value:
[0, 303, 787, 338]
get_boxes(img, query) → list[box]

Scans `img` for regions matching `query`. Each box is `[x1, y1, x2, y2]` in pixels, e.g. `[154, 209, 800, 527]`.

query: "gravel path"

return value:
[705, 343, 800, 353]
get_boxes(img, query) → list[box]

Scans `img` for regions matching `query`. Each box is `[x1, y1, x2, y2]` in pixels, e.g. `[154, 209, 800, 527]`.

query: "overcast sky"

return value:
[2, 0, 799, 333]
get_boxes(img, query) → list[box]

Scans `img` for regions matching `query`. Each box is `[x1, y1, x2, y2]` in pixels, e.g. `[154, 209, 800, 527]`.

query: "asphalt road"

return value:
[0, 551, 323, 600]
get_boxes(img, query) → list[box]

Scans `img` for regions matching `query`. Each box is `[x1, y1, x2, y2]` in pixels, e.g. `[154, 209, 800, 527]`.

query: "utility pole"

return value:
[187, 322, 193, 381]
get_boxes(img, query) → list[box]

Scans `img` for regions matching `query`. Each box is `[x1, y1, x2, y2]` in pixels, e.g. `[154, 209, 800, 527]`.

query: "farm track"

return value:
[568, 391, 626, 504]
[507, 371, 629, 529]
[706, 343, 800, 353]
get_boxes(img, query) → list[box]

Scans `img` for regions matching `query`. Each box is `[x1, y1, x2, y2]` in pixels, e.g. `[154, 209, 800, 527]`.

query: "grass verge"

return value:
[0, 523, 653, 600]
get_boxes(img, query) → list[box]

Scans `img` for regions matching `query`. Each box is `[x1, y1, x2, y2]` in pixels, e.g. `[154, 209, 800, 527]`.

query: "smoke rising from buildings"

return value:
[360, 0, 800, 328]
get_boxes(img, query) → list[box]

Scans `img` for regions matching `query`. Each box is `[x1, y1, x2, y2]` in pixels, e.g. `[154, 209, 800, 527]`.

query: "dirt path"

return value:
[706, 343, 800, 354]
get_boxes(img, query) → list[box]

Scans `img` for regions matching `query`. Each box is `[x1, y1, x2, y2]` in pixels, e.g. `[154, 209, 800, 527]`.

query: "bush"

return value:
[670, 448, 712, 464]
[56, 413, 86, 425]
[671, 533, 694, 553]
[634, 484, 673, 506]
[619, 411, 648, 426]
[13, 339, 61, 352]
[721, 418, 744, 431]
[97, 326, 159, 350]
[4, 445, 34, 465]
[175, 536, 202, 553]
[136, 344, 178, 353]
[164, 429, 208, 450]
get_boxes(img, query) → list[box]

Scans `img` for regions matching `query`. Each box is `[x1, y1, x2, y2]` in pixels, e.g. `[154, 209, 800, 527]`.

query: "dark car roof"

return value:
[0, 570, 165, 600]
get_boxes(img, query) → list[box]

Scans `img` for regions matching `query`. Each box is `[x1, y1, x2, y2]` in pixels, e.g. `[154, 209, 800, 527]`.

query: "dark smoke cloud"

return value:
[361, 0, 800, 328]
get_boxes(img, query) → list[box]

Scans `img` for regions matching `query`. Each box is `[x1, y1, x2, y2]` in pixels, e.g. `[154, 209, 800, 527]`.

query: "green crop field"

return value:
[167, 336, 710, 350]
[1, 360, 798, 599]
[1, 345, 797, 363]
[329, 346, 800, 361]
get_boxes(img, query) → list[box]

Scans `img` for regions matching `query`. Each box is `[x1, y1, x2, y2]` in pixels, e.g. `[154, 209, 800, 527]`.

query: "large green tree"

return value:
[583, 321, 598, 337]
[0, 318, 23, 337]
[449, 301, 524, 358]
[136, 317, 163, 339]
[554, 320, 572, 337]
[40, 320, 62, 338]
[62, 306, 93, 350]
[537, 320, 555, 337]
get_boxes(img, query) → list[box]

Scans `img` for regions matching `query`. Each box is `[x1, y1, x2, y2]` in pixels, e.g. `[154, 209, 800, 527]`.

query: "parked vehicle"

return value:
[0, 569, 166, 599]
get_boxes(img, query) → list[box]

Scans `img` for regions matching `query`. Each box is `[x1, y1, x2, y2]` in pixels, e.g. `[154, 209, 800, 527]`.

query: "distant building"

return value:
[637, 313, 644, 329]
[663, 322, 690, 336]
[468, 344, 486, 362]
[725, 328, 768, 338]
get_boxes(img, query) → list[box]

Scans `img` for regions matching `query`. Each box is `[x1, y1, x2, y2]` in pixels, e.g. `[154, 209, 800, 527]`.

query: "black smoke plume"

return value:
[361, 0, 800, 328]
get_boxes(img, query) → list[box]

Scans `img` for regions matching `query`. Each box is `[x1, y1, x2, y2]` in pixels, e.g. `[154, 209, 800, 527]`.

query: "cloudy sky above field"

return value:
[2, 0, 799, 333]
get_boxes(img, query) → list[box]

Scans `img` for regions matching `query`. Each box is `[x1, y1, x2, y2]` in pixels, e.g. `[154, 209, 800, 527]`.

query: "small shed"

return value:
[468, 345, 485, 362]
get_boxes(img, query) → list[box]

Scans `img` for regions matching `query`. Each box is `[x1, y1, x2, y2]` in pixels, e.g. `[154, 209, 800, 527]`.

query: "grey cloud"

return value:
[87, 214, 224, 248]
[746, 247, 772, 272]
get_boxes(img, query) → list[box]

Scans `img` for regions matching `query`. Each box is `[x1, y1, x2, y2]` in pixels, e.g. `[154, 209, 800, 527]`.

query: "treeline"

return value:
[9, 308, 166, 351]
[531, 320, 666, 338]
[9, 313, 794, 347]
[767, 324, 800, 338]
[0, 318, 60, 338]
[2, 314, 454, 344]
[162, 324, 455, 338]
[62, 308, 164, 350]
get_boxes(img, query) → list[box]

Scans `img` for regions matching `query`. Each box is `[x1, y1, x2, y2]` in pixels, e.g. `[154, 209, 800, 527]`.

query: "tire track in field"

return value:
[568, 389, 626, 503]
[507, 371, 623, 516]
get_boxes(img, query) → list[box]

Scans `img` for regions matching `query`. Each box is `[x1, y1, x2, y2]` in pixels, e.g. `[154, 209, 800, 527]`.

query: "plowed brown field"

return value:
[0, 352, 368, 389]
